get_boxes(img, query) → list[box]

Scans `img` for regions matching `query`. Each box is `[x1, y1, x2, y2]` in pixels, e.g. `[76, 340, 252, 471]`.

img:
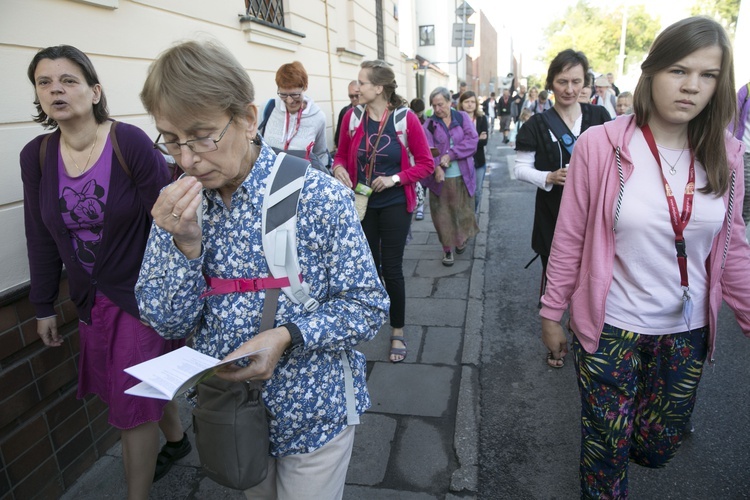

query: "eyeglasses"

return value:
[348, 94, 359, 99]
[358, 81, 371, 87]
[277, 92, 303, 101]
[153, 116, 234, 156]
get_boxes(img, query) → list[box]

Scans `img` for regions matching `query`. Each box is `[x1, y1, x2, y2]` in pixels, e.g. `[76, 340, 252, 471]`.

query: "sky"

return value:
[471, 0, 692, 75]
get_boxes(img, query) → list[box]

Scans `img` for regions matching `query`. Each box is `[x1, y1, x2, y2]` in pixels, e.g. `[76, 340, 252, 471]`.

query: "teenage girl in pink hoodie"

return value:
[540, 17, 750, 498]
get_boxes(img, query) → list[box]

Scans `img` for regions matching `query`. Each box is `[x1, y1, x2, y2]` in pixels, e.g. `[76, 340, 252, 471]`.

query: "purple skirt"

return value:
[76, 293, 184, 429]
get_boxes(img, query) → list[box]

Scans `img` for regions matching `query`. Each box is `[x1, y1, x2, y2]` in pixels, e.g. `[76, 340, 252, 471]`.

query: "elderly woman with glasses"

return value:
[136, 40, 388, 498]
[260, 61, 329, 170]
[20, 45, 188, 498]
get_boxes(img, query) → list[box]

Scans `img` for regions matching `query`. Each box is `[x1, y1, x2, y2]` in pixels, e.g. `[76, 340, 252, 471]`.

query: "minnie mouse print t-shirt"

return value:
[57, 137, 113, 274]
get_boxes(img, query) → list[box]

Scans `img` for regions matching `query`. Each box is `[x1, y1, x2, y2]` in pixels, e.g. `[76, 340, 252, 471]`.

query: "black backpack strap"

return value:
[108, 121, 131, 178]
[540, 108, 576, 156]
[258, 98, 275, 136]
[39, 134, 51, 174]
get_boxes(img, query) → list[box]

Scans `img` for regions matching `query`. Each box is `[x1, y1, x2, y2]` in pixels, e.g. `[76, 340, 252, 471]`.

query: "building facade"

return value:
[0, 0, 413, 497]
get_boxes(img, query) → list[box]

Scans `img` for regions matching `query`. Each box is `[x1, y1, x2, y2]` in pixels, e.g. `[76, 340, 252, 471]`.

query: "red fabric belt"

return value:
[200, 274, 302, 299]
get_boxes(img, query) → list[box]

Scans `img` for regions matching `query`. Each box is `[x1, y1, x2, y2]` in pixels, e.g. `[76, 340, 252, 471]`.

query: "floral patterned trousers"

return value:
[572, 324, 708, 499]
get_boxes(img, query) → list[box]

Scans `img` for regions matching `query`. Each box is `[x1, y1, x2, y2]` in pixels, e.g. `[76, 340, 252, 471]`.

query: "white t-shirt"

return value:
[604, 128, 726, 334]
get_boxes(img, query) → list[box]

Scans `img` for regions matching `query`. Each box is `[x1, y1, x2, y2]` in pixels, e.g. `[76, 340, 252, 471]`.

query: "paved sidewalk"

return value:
[60, 144, 495, 499]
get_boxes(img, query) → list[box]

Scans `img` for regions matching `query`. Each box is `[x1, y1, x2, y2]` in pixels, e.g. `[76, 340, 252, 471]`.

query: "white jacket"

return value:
[264, 95, 328, 167]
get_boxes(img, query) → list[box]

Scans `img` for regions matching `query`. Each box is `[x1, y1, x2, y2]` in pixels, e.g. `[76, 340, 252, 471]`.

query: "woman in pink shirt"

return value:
[540, 17, 750, 498]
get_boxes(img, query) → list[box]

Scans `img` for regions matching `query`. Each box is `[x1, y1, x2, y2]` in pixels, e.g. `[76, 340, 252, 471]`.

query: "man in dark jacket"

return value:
[497, 88, 513, 143]
[511, 84, 527, 122]
[333, 80, 359, 150]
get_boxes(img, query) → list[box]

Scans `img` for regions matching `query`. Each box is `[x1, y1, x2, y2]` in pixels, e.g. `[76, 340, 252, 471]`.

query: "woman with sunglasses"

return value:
[20, 45, 188, 499]
[261, 61, 329, 170]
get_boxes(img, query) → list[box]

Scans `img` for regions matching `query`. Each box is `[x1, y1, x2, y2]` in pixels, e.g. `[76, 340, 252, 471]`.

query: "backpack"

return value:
[348, 104, 415, 166]
[258, 98, 275, 137]
[200, 152, 319, 313]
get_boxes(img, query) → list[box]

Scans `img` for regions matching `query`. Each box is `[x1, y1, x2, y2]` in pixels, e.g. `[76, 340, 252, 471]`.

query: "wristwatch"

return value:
[391, 174, 401, 186]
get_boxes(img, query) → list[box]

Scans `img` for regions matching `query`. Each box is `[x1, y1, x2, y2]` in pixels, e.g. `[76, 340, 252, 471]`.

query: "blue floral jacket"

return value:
[135, 144, 389, 457]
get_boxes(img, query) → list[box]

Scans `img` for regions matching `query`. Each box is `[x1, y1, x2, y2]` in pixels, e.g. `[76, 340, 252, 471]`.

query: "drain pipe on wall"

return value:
[324, 0, 335, 150]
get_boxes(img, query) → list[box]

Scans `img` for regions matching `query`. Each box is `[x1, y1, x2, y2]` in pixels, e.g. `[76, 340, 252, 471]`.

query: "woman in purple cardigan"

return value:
[20, 45, 187, 498]
[422, 87, 479, 266]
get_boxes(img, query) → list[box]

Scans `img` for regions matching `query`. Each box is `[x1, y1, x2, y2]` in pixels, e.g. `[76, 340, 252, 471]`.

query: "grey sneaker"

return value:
[442, 251, 454, 266]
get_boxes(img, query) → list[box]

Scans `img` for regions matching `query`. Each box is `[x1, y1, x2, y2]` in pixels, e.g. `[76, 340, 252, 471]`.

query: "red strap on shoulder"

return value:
[200, 274, 303, 299]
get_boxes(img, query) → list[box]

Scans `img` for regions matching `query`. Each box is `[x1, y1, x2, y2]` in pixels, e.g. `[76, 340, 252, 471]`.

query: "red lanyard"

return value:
[641, 124, 695, 289]
[364, 109, 390, 183]
[283, 108, 303, 150]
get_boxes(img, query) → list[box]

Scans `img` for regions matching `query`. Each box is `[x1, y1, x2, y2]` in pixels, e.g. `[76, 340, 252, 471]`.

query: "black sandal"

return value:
[153, 433, 192, 482]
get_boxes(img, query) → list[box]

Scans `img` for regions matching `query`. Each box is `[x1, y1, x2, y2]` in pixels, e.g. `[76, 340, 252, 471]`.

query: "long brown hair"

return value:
[360, 60, 406, 110]
[633, 16, 735, 195]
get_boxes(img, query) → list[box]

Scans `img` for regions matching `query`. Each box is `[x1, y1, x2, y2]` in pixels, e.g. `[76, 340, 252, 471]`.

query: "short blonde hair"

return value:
[141, 39, 255, 124]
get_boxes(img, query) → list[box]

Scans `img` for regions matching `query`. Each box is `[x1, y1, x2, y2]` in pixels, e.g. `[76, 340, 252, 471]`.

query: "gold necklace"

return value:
[657, 142, 687, 176]
[65, 124, 100, 174]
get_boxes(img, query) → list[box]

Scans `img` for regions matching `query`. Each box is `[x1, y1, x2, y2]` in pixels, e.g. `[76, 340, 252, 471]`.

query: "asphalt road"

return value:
[479, 146, 750, 500]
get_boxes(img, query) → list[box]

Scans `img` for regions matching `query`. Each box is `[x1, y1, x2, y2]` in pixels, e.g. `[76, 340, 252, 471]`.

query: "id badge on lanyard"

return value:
[642, 124, 695, 332]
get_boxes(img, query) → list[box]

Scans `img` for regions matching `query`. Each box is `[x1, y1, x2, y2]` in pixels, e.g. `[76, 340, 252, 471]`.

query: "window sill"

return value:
[336, 47, 366, 66]
[239, 16, 305, 52]
[69, 0, 118, 8]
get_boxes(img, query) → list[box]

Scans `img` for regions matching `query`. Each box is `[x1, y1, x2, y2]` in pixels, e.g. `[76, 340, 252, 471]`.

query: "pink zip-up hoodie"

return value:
[540, 114, 750, 361]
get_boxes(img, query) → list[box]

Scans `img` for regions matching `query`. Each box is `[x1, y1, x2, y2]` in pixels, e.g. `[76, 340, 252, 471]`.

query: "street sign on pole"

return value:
[451, 23, 475, 47]
[455, 1, 475, 19]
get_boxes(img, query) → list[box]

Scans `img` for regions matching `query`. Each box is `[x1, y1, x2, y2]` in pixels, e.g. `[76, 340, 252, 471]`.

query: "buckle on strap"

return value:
[236, 278, 262, 293]
[675, 239, 687, 258]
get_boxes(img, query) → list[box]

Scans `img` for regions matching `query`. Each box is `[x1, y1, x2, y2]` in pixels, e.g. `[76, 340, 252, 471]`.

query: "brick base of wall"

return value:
[0, 279, 120, 499]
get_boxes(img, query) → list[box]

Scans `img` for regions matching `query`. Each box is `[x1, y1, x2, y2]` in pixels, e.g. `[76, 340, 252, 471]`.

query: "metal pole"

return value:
[617, 9, 627, 78]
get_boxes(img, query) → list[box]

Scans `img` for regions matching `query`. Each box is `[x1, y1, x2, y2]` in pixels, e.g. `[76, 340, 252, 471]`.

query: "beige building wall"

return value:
[0, 0, 412, 295]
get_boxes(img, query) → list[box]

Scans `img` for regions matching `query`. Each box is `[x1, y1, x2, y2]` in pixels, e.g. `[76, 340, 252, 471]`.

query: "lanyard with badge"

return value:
[641, 124, 695, 331]
[283, 108, 303, 150]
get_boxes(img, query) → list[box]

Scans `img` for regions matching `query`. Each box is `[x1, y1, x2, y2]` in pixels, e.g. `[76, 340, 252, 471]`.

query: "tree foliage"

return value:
[690, 0, 740, 36]
[541, 0, 660, 76]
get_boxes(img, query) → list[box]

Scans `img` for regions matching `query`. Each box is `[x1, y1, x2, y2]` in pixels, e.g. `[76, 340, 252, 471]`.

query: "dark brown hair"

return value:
[360, 60, 406, 110]
[545, 49, 590, 92]
[633, 16, 735, 195]
[27, 45, 109, 129]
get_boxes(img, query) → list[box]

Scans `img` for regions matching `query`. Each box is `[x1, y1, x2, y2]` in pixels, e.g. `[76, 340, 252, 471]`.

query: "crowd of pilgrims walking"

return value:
[21, 14, 750, 498]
